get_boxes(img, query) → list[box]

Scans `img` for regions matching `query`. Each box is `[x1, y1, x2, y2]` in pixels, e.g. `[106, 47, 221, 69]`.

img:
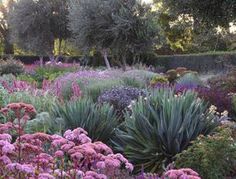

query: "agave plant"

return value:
[113, 88, 219, 173]
[51, 98, 119, 144]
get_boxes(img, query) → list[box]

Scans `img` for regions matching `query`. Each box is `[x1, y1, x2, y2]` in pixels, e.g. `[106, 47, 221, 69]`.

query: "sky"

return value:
[142, 0, 153, 4]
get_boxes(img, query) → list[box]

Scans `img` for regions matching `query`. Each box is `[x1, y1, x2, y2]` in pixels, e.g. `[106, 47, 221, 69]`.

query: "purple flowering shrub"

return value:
[196, 87, 233, 114]
[0, 103, 133, 178]
[207, 71, 236, 93]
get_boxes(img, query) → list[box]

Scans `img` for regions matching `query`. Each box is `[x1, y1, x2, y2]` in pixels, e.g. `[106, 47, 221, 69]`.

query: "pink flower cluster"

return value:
[48, 79, 82, 101]
[0, 79, 35, 93]
[0, 103, 37, 122]
[162, 168, 201, 179]
[137, 168, 201, 179]
[0, 122, 133, 178]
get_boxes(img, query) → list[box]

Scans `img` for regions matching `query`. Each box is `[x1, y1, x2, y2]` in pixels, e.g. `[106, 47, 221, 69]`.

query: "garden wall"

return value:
[4, 52, 236, 72]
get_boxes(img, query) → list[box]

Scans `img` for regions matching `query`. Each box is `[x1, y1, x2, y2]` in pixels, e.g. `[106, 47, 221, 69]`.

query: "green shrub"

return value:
[113, 89, 219, 173]
[175, 127, 236, 179]
[122, 70, 157, 88]
[232, 95, 236, 119]
[5, 91, 57, 113]
[207, 70, 236, 93]
[0, 58, 25, 76]
[175, 73, 204, 88]
[17, 74, 37, 85]
[83, 79, 124, 101]
[150, 75, 169, 87]
[51, 98, 119, 144]
[25, 112, 52, 133]
[31, 65, 78, 87]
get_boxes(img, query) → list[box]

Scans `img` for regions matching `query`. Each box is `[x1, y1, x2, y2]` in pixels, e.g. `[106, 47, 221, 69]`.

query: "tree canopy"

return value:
[69, 0, 159, 69]
[9, 0, 70, 56]
[160, 0, 236, 29]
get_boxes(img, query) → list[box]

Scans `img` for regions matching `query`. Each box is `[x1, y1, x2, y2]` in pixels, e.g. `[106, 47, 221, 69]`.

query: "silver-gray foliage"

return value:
[9, 0, 70, 56]
[68, 0, 159, 68]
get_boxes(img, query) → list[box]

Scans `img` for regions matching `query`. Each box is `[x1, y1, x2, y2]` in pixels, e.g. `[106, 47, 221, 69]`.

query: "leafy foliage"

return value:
[0, 58, 24, 76]
[4, 91, 57, 113]
[52, 98, 119, 144]
[175, 72, 203, 91]
[25, 112, 52, 133]
[113, 88, 219, 173]
[0, 0, 14, 54]
[98, 86, 146, 117]
[69, 0, 159, 67]
[122, 70, 157, 88]
[9, 0, 70, 56]
[175, 127, 236, 179]
[207, 70, 236, 93]
[196, 87, 232, 114]
[161, 0, 236, 29]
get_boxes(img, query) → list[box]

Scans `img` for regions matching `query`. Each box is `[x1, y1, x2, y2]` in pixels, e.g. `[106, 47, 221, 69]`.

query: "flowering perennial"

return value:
[0, 103, 133, 178]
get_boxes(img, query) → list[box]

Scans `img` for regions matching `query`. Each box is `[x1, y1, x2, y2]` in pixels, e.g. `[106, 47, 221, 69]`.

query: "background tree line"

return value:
[0, 0, 235, 67]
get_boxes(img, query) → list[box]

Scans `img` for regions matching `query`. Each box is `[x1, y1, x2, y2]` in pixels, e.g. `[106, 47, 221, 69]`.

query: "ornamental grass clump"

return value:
[0, 103, 133, 178]
[52, 98, 119, 144]
[113, 88, 219, 173]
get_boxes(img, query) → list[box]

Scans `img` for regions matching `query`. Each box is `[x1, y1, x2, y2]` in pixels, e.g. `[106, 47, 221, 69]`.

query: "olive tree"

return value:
[0, 0, 15, 54]
[9, 0, 70, 57]
[69, 0, 159, 69]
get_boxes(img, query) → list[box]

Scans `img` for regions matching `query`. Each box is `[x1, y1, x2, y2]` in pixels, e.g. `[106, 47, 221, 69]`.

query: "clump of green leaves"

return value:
[51, 98, 119, 144]
[113, 88, 219, 173]
[0, 58, 24, 76]
[175, 127, 236, 179]
[5, 91, 57, 113]
[122, 70, 157, 88]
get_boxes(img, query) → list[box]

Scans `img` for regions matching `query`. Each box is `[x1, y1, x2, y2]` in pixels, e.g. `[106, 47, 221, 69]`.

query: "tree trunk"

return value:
[121, 55, 127, 71]
[101, 49, 111, 69]
[3, 39, 14, 55]
[39, 56, 43, 67]
[58, 39, 62, 56]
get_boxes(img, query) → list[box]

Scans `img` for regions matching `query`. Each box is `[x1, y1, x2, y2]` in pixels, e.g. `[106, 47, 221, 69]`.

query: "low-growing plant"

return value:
[83, 79, 124, 101]
[175, 127, 236, 179]
[98, 86, 146, 117]
[233, 95, 236, 118]
[0, 58, 25, 76]
[136, 168, 200, 179]
[196, 87, 232, 114]
[30, 64, 79, 88]
[52, 98, 119, 144]
[113, 88, 219, 173]
[17, 74, 37, 86]
[24, 112, 53, 134]
[52, 70, 124, 101]
[166, 69, 178, 82]
[150, 75, 169, 87]
[175, 73, 204, 92]
[207, 70, 236, 93]
[122, 70, 157, 88]
[0, 105, 133, 178]
[4, 91, 57, 113]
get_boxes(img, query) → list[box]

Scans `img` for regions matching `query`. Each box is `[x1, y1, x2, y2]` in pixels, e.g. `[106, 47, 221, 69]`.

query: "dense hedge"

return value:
[2, 52, 236, 72]
[149, 53, 236, 72]
[1, 55, 106, 66]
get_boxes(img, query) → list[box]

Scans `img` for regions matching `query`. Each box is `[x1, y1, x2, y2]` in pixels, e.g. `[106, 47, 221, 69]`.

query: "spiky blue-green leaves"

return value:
[113, 88, 219, 173]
